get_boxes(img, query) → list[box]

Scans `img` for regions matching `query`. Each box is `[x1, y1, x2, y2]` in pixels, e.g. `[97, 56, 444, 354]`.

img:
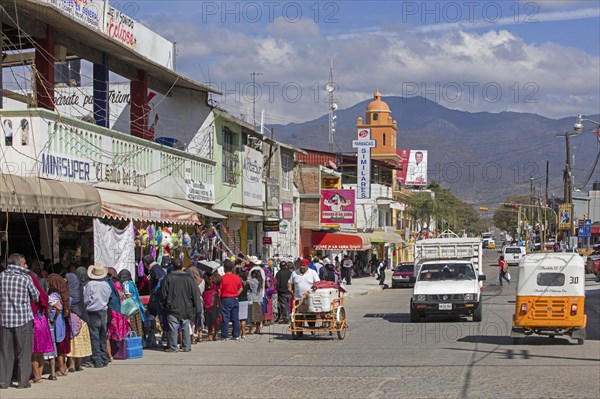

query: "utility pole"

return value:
[558, 130, 574, 245]
[250, 72, 262, 129]
[545, 160, 549, 203]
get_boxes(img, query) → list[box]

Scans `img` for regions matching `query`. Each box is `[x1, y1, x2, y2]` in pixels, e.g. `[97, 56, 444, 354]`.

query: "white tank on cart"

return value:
[307, 288, 339, 312]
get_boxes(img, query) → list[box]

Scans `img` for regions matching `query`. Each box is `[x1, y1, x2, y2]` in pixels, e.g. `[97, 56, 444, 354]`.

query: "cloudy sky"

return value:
[118, 1, 599, 124]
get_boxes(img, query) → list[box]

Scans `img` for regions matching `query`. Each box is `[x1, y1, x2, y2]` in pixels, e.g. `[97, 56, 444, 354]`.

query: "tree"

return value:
[408, 192, 435, 230]
[493, 195, 529, 237]
[407, 181, 487, 236]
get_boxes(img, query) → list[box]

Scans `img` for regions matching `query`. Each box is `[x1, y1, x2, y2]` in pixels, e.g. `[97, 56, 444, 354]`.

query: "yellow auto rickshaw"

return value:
[511, 253, 587, 345]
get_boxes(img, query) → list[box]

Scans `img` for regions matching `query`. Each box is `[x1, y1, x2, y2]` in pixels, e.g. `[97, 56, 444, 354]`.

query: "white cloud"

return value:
[144, 14, 599, 124]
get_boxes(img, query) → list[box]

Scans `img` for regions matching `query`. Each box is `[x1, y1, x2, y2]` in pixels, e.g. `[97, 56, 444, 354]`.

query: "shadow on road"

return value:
[363, 313, 474, 323]
[457, 335, 576, 346]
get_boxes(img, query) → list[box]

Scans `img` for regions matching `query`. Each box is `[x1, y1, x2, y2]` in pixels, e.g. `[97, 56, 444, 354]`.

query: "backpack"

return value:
[502, 262, 509, 273]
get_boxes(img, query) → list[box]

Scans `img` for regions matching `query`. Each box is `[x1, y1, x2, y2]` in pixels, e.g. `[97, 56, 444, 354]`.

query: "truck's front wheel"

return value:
[473, 301, 483, 322]
[410, 301, 421, 322]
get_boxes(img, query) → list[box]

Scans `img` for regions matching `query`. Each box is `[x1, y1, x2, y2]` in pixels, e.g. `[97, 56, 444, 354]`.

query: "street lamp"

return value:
[573, 114, 600, 136]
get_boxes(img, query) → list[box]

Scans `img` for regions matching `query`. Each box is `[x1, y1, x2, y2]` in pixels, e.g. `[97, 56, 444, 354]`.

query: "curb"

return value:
[345, 284, 384, 299]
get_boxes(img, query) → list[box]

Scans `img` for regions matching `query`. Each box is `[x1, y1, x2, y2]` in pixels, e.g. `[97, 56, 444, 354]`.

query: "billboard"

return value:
[558, 204, 572, 230]
[397, 149, 428, 186]
[320, 189, 355, 225]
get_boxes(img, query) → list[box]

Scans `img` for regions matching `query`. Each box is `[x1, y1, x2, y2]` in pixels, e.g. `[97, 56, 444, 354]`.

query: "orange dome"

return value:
[366, 90, 390, 112]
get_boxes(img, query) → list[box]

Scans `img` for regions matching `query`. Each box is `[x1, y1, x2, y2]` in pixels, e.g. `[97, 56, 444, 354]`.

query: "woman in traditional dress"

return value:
[106, 267, 130, 361]
[118, 269, 146, 338]
[202, 272, 221, 341]
[47, 274, 71, 376]
[29, 270, 54, 383]
[248, 269, 264, 334]
[65, 273, 92, 371]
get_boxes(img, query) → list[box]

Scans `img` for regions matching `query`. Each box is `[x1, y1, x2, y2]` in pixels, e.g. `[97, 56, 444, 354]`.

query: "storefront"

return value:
[1, 174, 226, 272]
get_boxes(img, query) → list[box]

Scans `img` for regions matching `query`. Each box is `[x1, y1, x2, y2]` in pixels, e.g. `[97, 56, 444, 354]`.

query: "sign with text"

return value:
[353, 129, 375, 199]
[262, 236, 272, 245]
[47, 0, 105, 30]
[558, 204, 572, 230]
[321, 177, 341, 189]
[242, 146, 264, 208]
[263, 220, 280, 232]
[320, 189, 355, 225]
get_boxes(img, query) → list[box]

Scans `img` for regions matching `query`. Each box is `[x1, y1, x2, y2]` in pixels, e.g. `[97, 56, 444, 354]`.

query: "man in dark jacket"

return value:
[160, 258, 200, 352]
[275, 261, 293, 324]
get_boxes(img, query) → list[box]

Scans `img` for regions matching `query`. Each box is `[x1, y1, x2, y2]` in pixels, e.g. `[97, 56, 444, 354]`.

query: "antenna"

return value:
[325, 59, 337, 153]
[251, 72, 263, 129]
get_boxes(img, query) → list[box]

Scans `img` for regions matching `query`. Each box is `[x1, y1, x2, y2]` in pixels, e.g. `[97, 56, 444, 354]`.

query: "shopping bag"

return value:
[121, 298, 140, 317]
[505, 272, 511, 281]
[125, 331, 143, 359]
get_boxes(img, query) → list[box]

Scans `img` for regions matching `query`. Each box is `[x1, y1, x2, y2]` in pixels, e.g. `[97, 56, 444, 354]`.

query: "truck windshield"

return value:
[418, 263, 476, 281]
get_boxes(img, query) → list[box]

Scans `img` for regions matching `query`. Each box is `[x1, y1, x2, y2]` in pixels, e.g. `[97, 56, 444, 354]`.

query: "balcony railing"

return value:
[0, 109, 216, 203]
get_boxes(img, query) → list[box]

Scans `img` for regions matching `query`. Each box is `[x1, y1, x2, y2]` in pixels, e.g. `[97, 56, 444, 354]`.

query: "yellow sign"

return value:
[321, 177, 341, 189]
[558, 204, 572, 230]
[479, 207, 489, 211]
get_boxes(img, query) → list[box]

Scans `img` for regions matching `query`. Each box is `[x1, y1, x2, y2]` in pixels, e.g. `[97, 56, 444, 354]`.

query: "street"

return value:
[4, 251, 599, 399]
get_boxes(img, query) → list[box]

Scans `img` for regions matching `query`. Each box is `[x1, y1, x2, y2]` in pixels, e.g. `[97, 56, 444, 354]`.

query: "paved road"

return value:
[4, 251, 599, 399]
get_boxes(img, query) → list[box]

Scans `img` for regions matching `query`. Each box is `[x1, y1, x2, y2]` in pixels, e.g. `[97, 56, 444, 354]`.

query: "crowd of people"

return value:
[0, 251, 356, 389]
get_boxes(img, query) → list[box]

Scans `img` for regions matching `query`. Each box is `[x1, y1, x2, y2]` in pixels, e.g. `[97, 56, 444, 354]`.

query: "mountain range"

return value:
[270, 96, 600, 208]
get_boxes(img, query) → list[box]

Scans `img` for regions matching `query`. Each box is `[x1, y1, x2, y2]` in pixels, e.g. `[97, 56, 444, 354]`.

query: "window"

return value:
[281, 152, 293, 190]
[222, 127, 239, 184]
[383, 133, 386, 146]
[373, 113, 378, 121]
[536, 273, 565, 286]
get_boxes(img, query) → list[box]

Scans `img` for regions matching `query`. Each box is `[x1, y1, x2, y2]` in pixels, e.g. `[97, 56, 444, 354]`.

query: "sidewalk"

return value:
[341, 275, 387, 299]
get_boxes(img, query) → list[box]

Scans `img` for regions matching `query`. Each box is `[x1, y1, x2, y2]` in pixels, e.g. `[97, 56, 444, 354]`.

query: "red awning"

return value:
[312, 232, 371, 251]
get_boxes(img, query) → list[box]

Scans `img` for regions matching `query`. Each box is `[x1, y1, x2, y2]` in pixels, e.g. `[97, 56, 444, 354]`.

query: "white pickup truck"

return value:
[410, 235, 486, 322]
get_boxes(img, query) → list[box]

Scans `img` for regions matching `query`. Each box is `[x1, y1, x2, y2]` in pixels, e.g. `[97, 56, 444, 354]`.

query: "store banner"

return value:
[94, 219, 135, 276]
[320, 189, 355, 225]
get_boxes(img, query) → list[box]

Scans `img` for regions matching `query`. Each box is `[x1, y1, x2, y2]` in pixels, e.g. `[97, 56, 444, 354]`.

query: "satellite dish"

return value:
[325, 83, 335, 93]
[228, 216, 242, 231]
[331, 103, 338, 111]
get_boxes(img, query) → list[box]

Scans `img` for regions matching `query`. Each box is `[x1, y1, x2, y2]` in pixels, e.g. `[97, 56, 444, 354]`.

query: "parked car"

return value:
[391, 262, 416, 288]
[585, 249, 600, 275]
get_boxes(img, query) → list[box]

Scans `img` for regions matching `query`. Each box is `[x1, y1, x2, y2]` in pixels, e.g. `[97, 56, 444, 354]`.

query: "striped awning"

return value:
[0, 174, 101, 216]
[97, 188, 200, 225]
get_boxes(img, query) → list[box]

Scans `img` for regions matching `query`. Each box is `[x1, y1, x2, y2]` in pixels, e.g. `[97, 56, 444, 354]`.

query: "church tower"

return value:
[356, 90, 399, 162]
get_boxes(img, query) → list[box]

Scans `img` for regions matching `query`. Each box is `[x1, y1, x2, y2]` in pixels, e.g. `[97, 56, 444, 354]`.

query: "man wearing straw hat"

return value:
[83, 265, 112, 368]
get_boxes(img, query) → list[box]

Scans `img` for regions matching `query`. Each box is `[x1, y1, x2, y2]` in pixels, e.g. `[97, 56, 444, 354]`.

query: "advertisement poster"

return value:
[558, 204, 572, 230]
[397, 149, 428, 186]
[320, 189, 355, 225]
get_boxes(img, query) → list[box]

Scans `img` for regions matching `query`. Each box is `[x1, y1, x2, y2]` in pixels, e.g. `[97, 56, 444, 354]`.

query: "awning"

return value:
[0, 174, 101, 216]
[97, 188, 199, 225]
[368, 231, 406, 245]
[312, 231, 371, 251]
[164, 197, 226, 220]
